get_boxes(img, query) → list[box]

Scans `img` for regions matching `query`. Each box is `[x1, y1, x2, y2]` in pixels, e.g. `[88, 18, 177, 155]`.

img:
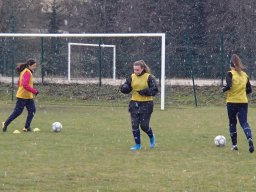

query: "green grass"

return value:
[1, 102, 256, 191]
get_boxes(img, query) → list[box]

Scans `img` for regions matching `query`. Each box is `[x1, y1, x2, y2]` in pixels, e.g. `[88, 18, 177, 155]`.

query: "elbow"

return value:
[246, 89, 252, 94]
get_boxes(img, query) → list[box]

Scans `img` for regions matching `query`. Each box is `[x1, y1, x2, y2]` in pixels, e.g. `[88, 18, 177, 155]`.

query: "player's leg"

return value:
[130, 112, 141, 150]
[140, 101, 155, 148]
[3, 98, 26, 132]
[23, 99, 36, 132]
[237, 103, 254, 153]
[140, 112, 155, 148]
[227, 103, 238, 150]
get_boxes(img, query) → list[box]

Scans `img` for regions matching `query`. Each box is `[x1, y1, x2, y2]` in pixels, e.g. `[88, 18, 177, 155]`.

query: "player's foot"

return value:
[231, 145, 238, 151]
[130, 144, 141, 151]
[248, 139, 254, 153]
[149, 135, 155, 148]
[2, 122, 7, 132]
[22, 128, 31, 132]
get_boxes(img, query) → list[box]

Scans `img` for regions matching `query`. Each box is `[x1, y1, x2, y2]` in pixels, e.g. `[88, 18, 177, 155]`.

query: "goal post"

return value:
[68, 42, 116, 81]
[0, 33, 166, 110]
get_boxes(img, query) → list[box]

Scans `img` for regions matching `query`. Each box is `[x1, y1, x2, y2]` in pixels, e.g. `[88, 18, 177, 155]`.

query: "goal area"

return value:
[68, 42, 116, 81]
[0, 33, 166, 110]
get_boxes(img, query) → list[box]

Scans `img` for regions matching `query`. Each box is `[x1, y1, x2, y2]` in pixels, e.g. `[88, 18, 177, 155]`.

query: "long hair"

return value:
[231, 54, 245, 72]
[16, 59, 36, 74]
[133, 60, 151, 74]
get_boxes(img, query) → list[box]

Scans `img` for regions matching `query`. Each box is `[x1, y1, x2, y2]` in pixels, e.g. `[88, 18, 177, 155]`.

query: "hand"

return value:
[120, 84, 131, 94]
[221, 86, 229, 93]
[138, 90, 146, 96]
[35, 90, 39, 96]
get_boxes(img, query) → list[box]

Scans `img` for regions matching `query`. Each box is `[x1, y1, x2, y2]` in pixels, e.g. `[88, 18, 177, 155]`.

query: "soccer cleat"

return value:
[231, 145, 238, 151]
[2, 122, 7, 132]
[22, 128, 31, 132]
[248, 139, 254, 153]
[130, 144, 141, 151]
[149, 135, 155, 148]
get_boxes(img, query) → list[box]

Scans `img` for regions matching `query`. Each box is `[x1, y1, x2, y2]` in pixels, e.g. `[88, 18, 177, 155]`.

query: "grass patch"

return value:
[0, 103, 256, 191]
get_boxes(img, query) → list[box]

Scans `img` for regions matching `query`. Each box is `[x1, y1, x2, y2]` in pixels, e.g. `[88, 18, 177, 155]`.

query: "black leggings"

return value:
[5, 98, 36, 129]
[130, 112, 152, 133]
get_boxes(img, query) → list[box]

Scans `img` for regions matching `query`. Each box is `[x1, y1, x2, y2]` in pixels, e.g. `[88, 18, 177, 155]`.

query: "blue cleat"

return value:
[149, 135, 155, 148]
[130, 144, 141, 151]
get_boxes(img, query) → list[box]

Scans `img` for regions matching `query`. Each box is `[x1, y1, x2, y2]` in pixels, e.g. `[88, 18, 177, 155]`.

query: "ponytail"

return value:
[15, 59, 36, 74]
[231, 54, 245, 72]
[16, 63, 27, 74]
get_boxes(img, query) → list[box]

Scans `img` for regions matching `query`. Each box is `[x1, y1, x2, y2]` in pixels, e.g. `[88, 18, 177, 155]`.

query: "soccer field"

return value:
[0, 103, 256, 191]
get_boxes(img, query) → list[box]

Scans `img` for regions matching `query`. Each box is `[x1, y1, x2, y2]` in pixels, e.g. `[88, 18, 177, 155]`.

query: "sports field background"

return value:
[1, 84, 256, 191]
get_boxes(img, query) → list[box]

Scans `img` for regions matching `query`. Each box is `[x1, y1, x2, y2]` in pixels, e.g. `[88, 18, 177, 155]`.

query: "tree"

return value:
[44, 0, 66, 76]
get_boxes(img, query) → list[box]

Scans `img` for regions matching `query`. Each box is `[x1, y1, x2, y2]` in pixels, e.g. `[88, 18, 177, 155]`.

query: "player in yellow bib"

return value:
[222, 54, 254, 153]
[120, 60, 158, 150]
[2, 59, 39, 132]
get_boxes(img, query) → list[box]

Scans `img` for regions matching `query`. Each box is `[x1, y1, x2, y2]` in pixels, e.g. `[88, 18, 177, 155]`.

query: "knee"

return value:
[242, 123, 250, 130]
[140, 124, 149, 132]
[28, 108, 36, 115]
[14, 108, 23, 116]
[132, 122, 139, 130]
[229, 123, 236, 128]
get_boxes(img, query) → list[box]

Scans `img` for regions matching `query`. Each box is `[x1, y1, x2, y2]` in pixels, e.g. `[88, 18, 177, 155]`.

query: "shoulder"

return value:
[22, 69, 32, 78]
[143, 73, 150, 78]
[227, 71, 232, 76]
[24, 68, 32, 74]
[241, 71, 248, 77]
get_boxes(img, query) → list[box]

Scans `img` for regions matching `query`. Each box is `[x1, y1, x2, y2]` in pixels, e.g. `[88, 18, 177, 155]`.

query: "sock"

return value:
[230, 132, 237, 146]
[244, 127, 252, 140]
[132, 129, 140, 144]
[146, 127, 153, 138]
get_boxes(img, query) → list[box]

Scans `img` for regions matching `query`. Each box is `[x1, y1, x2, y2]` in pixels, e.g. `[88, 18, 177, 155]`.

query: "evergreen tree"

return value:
[45, 0, 65, 76]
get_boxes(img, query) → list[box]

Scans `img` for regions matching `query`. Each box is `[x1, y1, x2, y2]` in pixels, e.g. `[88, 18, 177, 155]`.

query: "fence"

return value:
[0, 33, 255, 108]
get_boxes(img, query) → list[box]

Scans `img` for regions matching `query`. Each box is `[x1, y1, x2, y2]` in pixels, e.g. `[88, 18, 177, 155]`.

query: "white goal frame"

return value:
[68, 42, 116, 81]
[0, 33, 166, 110]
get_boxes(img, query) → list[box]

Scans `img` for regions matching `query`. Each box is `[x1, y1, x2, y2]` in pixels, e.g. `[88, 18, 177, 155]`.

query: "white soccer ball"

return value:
[52, 122, 62, 132]
[214, 135, 226, 147]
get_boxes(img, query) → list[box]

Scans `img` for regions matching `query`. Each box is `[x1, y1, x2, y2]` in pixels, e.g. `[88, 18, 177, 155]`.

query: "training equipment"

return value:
[68, 43, 116, 80]
[33, 128, 40, 132]
[0, 33, 166, 110]
[13, 130, 21, 134]
[52, 122, 62, 132]
[214, 135, 226, 147]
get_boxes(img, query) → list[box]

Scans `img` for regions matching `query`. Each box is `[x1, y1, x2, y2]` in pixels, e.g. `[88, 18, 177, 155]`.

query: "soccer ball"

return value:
[214, 135, 226, 147]
[52, 122, 62, 132]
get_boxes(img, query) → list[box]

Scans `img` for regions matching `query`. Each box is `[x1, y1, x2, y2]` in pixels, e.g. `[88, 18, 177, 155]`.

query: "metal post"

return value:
[160, 34, 166, 110]
[68, 43, 71, 81]
[11, 37, 15, 101]
[41, 37, 45, 84]
[185, 16, 197, 107]
[220, 33, 224, 86]
[11, 15, 16, 101]
[98, 39, 103, 86]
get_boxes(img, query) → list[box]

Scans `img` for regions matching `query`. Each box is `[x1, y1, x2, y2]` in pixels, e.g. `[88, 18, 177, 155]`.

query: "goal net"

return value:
[0, 33, 166, 109]
[68, 42, 116, 81]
